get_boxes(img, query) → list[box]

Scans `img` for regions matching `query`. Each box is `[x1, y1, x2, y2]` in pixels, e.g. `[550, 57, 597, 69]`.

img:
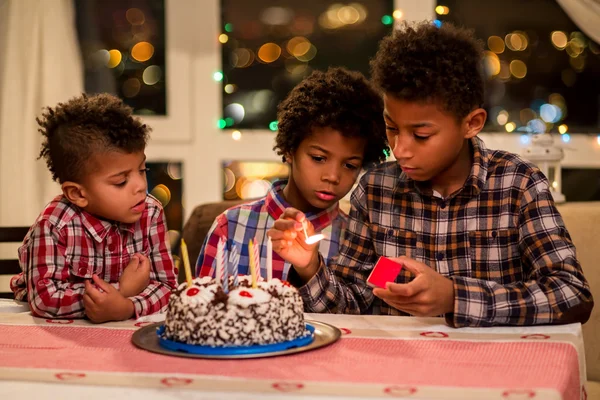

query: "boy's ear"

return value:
[61, 181, 88, 208]
[284, 152, 292, 164]
[463, 108, 487, 139]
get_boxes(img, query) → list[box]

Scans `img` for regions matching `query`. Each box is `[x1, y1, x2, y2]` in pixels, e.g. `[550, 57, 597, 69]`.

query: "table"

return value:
[0, 299, 589, 399]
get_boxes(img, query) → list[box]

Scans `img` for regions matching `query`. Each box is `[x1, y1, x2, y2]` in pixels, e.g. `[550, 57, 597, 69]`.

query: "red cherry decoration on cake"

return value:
[239, 290, 253, 298]
[186, 287, 200, 296]
[282, 280, 291, 287]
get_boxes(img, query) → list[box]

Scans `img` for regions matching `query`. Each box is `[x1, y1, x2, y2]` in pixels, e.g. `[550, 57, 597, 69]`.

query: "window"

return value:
[146, 161, 183, 234]
[223, 161, 289, 200]
[437, 0, 600, 134]
[562, 168, 600, 201]
[75, 0, 166, 115]
[220, 1, 394, 130]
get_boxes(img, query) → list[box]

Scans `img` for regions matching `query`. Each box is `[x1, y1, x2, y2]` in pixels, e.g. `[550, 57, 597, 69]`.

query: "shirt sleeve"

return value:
[289, 180, 378, 313]
[129, 206, 178, 318]
[20, 220, 87, 319]
[196, 213, 229, 278]
[448, 173, 594, 327]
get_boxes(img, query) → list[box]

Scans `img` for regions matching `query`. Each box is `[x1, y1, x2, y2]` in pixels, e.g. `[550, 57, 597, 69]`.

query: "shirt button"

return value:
[108, 243, 116, 252]
[37, 279, 47, 286]
[440, 201, 446, 209]
[436, 252, 445, 261]
[387, 229, 394, 237]
[78, 266, 87, 275]
[491, 231, 498, 238]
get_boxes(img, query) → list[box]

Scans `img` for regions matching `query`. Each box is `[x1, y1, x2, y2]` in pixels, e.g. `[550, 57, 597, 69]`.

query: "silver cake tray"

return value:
[131, 320, 341, 359]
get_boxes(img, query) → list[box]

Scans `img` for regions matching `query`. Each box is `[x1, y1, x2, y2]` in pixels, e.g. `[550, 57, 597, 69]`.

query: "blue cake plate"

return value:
[156, 323, 315, 356]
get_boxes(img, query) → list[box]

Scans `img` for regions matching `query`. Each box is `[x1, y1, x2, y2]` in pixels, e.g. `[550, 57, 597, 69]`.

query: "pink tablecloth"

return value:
[0, 313, 587, 400]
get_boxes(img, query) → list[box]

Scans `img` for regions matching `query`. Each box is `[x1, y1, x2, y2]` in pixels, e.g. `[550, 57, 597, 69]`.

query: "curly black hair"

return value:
[371, 21, 485, 121]
[37, 93, 150, 183]
[274, 67, 388, 167]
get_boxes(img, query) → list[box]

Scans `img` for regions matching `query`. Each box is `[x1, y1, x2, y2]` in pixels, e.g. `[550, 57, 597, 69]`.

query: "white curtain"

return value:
[0, 0, 83, 226]
[556, 0, 600, 44]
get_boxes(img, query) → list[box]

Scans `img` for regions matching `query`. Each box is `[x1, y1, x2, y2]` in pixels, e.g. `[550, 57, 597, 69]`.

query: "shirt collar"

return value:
[395, 136, 489, 198]
[79, 209, 136, 242]
[265, 179, 340, 231]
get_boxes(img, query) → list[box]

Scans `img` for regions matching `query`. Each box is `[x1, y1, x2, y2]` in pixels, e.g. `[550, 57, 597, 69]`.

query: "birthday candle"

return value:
[266, 236, 273, 281]
[217, 237, 227, 292]
[229, 244, 239, 287]
[252, 238, 261, 283]
[248, 240, 257, 288]
[180, 239, 193, 287]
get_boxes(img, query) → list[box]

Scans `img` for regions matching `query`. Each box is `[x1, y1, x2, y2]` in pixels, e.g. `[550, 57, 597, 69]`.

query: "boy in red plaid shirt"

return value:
[11, 93, 177, 322]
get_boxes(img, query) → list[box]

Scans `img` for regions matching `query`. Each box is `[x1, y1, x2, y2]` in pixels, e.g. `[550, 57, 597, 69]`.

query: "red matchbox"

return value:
[366, 257, 403, 289]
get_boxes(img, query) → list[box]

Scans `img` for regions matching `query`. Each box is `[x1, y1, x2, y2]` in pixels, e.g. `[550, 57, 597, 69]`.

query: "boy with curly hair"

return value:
[196, 67, 388, 280]
[11, 93, 177, 322]
[269, 22, 593, 327]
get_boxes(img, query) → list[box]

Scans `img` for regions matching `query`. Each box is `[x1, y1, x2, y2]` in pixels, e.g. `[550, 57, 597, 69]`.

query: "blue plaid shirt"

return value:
[196, 180, 348, 281]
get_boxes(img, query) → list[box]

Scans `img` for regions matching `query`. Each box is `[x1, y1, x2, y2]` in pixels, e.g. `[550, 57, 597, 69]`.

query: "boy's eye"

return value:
[311, 155, 325, 162]
[414, 134, 429, 140]
[140, 167, 149, 174]
[345, 163, 359, 170]
[385, 125, 398, 132]
[115, 181, 127, 187]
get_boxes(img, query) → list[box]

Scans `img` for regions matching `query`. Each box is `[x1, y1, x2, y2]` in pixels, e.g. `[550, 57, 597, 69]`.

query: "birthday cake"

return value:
[163, 276, 308, 347]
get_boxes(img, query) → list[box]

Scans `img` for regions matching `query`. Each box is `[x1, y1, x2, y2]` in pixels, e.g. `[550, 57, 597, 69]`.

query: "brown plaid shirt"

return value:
[290, 137, 594, 327]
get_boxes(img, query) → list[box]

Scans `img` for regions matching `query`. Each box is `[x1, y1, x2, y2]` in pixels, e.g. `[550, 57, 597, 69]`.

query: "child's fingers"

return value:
[273, 218, 302, 232]
[280, 207, 305, 222]
[267, 229, 285, 240]
[128, 256, 140, 268]
[85, 280, 102, 302]
[271, 238, 292, 253]
[92, 274, 114, 293]
[83, 292, 95, 307]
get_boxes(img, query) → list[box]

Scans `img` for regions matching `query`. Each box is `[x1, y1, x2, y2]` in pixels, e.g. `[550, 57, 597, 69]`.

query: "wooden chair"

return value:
[0, 227, 29, 299]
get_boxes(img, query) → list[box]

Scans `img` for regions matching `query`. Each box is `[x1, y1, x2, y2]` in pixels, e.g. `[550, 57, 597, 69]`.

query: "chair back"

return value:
[180, 200, 244, 283]
[0, 227, 29, 299]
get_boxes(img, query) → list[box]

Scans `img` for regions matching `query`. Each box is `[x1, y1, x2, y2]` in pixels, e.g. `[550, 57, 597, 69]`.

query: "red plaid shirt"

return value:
[11, 194, 177, 319]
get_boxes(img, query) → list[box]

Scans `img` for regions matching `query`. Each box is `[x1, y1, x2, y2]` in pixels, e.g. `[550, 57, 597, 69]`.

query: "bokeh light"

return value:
[551, 31, 568, 49]
[213, 71, 224, 81]
[231, 48, 255, 68]
[505, 122, 516, 132]
[126, 8, 145, 25]
[257, 43, 282, 63]
[122, 78, 141, 98]
[107, 49, 122, 68]
[381, 15, 393, 25]
[338, 6, 360, 24]
[219, 34, 229, 44]
[483, 51, 501, 77]
[131, 41, 154, 62]
[231, 130, 242, 141]
[167, 162, 182, 180]
[487, 36, 505, 54]
[225, 103, 245, 123]
[509, 60, 527, 78]
[558, 124, 568, 134]
[151, 184, 171, 207]
[435, 6, 450, 15]
[224, 84, 237, 94]
[142, 65, 162, 85]
[496, 110, 509, 125]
